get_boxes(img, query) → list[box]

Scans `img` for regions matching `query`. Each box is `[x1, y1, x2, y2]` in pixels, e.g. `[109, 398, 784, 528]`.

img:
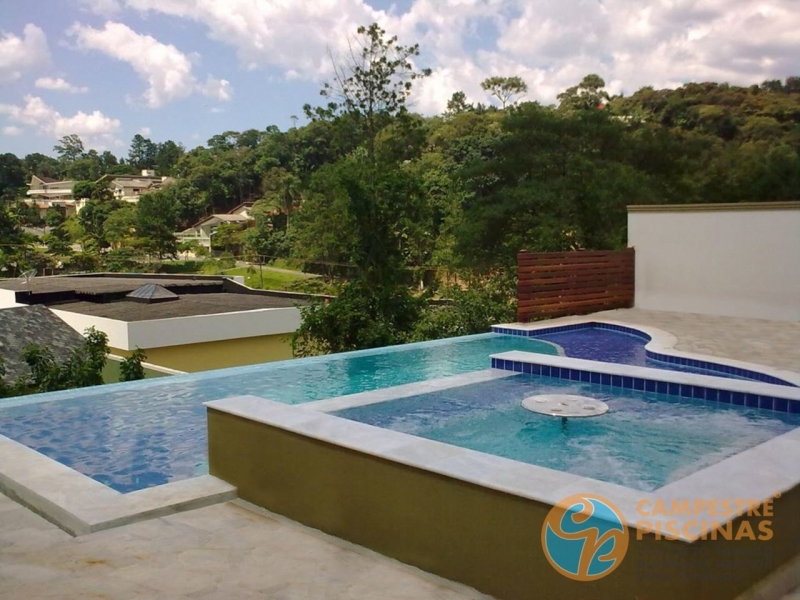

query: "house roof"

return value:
[0, 305, 86, 383]
[54, 292, 303, 321]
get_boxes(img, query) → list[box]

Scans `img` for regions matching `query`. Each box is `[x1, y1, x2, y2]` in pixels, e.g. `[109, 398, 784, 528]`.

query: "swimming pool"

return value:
[335, 374, 800, 491]
[0, 333, 557, 492]
[1, 321, 795, 494]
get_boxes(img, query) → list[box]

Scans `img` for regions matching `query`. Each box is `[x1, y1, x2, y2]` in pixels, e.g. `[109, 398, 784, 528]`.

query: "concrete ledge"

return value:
[0, 434, 236, 536]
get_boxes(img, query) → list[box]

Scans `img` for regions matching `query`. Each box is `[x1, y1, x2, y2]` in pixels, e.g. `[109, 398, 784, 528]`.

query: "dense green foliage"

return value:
[0, 327, 109, 397]
[1, 23, 798, 356]
[119, 348, 147, 382]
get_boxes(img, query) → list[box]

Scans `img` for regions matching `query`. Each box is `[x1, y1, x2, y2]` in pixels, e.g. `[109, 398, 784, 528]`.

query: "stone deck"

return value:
[1, 308, 799, 599]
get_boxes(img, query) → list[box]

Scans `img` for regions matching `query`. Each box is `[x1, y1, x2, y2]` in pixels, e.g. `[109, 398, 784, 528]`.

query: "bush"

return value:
[119, 348, 147, 382]
[412, 274, 516, 341]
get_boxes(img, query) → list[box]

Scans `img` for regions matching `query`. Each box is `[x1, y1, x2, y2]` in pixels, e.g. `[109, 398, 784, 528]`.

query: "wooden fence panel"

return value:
[516, 249, 635, 322]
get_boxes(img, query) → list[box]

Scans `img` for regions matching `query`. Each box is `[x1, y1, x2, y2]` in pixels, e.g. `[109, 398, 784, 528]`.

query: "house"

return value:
[24, 170, 174, 217]
[26, 176, 79, 216]
[0, 274, 318, 373]
[177, 205, 253, 251]
[105, 171, 175, 204]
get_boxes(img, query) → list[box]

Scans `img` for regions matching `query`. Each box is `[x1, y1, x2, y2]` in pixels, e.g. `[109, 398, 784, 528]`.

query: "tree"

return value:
[0, 153, 25, 200]
[481, 76, 528, 108]
[128, 134, 158, 170]
[445, 91, 472, 116]
[119, 348, 147, 381]
[53, 134, 85, 162]
[558, 74, 610, 112]
[135, 190, 178, 258]
[305, 22, 431, 160]
[18, 327, 108, 393]
[45, 206, 66, 228]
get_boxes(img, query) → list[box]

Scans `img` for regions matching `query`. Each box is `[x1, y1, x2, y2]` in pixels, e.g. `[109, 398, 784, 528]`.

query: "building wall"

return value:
[628, 202, 800, 322]
[111, 332, 293, 372]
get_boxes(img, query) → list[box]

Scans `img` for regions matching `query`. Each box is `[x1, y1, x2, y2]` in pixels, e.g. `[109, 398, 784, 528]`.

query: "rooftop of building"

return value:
[0, 274, 309, 321]
[55, 292, 302, 321]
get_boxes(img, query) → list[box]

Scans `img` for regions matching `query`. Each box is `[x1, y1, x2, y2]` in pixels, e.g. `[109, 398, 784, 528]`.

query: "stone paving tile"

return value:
[592, 308, 800, 372]
[0, 494, 485, 600]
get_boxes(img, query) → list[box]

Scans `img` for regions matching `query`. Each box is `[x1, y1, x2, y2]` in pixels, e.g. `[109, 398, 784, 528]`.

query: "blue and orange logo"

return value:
[542, 494, 629, 581]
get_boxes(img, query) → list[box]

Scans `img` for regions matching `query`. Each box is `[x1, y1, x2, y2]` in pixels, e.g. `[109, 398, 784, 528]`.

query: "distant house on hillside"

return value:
[176, 205, 253, 251]
[25, 170, 174, 217]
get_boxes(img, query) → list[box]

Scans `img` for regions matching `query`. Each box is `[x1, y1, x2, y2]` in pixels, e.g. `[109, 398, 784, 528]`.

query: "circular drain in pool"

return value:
[522, 394, 609, 419]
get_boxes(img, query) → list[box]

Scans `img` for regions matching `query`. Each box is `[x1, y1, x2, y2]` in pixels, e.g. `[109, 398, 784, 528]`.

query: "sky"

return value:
[1, 0, 798, 158]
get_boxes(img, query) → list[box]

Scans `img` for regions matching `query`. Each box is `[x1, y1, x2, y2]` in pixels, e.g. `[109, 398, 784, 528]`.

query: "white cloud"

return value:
[0, 95, 121, 148]
[76, 0, 122, 16]
[68, 21, 233, 108]
[0, 24, 50, 83]
[35, 77, 89, 94]
[2, 125, 22, 136]
[139, 126, 151, 136]
[120, 0, 800, 114]
[201, 75, 232, 102]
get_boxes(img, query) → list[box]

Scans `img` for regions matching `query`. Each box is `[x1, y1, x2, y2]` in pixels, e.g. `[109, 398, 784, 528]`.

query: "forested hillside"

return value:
[1, 24, 798, 353]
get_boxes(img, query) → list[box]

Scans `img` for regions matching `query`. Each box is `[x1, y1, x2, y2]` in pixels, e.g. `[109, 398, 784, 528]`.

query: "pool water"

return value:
[336, 375, 800, 491]
[0, 334, 557, 492]
[533, 328, 749, 379]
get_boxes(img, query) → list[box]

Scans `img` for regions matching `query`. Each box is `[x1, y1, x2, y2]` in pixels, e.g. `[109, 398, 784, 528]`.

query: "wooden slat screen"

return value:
[516, 249, 635, 322]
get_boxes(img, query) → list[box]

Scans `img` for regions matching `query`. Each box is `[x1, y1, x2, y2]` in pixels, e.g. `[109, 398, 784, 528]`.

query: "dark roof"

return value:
[126, 284, 179, 303]
[0, 306, 86, 383]
[0, 275, 222, 295]
[54, 293, 303, 321]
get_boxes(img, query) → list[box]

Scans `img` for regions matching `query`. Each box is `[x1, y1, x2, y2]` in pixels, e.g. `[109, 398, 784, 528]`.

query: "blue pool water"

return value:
[0, 334, 557, 492]
[336, 375, 800, 491]
[532, 328, 778, 381]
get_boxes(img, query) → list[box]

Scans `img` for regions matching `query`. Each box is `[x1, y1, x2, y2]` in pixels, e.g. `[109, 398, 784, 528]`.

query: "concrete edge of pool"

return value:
[0, 434, 236, 536]
[493, 317, 800, 387]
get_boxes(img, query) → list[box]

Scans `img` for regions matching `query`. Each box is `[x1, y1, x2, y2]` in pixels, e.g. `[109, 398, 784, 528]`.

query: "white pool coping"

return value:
[494, 316, 800, 387]
[0, 434, 236, 536]
[207, 355, 800, 544]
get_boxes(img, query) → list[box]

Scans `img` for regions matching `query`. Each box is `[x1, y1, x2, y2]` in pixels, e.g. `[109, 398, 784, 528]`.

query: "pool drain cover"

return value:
[521, 394, 608, 418]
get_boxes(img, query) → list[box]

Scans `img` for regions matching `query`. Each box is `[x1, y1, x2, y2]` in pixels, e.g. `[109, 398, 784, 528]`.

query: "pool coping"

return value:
[492, 317, 800, 387]
[207, 353, 800, 544]
[0, 434, 236, 536]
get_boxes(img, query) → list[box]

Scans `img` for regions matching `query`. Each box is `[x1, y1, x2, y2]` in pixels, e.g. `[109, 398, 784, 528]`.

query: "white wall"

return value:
[128, 307, 301, 349]
[50, 306, 302, 350]
[628, 203, 800, 322]
[50, 309, 131, 348]
[0, 289, 23, 309]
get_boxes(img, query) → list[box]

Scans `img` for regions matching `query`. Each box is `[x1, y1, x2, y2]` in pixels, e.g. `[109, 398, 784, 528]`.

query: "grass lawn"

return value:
[222, 266, 308, 291]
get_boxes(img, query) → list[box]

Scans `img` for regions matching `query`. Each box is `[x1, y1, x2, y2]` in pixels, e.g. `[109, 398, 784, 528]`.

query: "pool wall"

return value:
[206, 395, 800, 600]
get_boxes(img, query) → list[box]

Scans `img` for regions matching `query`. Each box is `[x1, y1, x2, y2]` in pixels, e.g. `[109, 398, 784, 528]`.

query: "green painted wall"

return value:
[111, 333, 293, 373]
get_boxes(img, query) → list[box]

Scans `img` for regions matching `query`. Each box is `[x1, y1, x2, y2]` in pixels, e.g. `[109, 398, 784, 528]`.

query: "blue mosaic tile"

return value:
[732, 392, 745, 406]
[745, 395, 759, 408]
[759, 397, 773, 411]
[774, 398, 788, 412]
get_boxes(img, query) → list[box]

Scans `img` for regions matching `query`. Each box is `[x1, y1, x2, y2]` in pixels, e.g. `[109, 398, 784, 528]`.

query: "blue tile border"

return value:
[492, 357, 798, 414]
[491, 322, 796, 388]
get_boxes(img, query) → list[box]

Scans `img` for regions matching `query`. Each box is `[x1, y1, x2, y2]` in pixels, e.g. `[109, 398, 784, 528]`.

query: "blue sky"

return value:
[1, 0, 798, 159]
